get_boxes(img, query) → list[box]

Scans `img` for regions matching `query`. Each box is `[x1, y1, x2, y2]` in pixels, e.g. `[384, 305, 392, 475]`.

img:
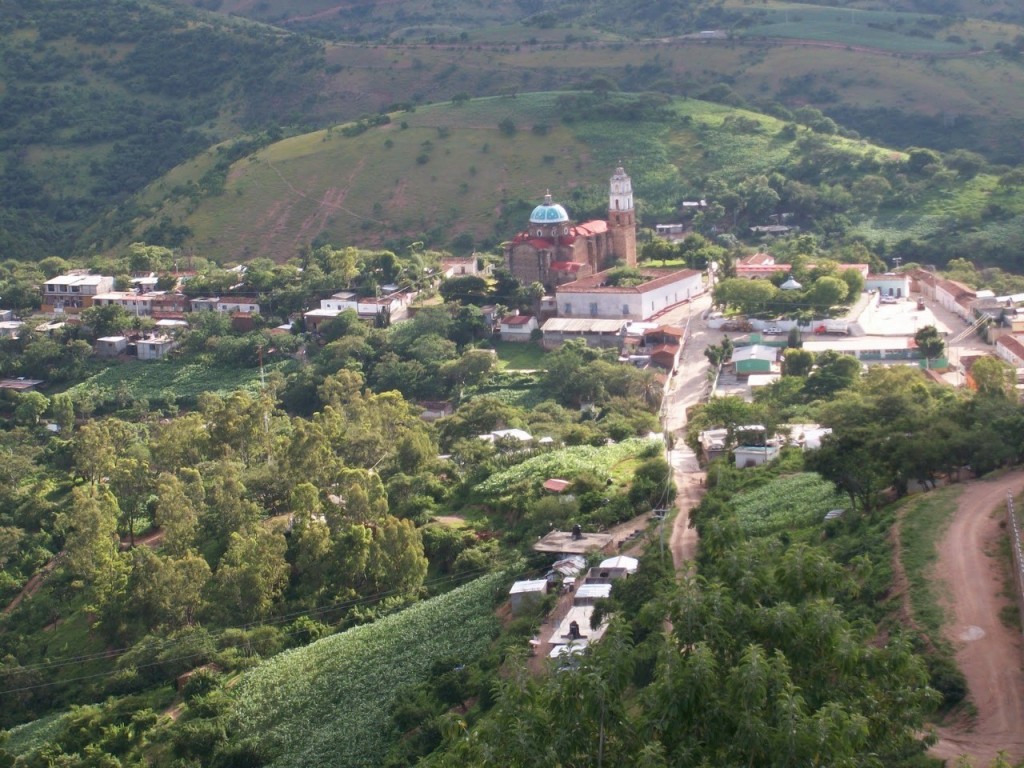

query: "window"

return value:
[537, 229, 543, 237]
[564, 303, 573, 315]
[622, 304, 630, 315]
[589, 302, 598, 317]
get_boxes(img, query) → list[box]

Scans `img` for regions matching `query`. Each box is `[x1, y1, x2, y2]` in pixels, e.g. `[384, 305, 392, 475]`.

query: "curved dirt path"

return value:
[930, 470, 1024, 765]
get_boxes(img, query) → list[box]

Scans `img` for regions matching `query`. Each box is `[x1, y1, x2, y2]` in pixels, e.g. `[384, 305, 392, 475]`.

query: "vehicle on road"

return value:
[763, 326, 782, 335]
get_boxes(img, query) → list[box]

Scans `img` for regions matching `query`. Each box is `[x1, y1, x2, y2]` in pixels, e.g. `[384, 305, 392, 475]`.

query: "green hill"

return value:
[116, 91, 1024, 270]
[3, 0, 1024, 261]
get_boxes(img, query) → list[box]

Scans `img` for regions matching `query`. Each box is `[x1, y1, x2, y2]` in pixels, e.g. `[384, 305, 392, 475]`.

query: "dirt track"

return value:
[930, 471, 1024, 765]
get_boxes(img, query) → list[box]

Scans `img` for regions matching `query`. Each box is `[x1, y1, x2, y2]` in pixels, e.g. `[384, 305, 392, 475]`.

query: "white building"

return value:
[190, 297, 261, 314]
[865, 273, 911, 298]
[555, 267, 704, 322]
[95, 336, 128, 357]
[41, 272, 115, 314]
[995, 335, 1024, 369]
[499, 314, 538, 341]
[136, 335, 175, 360]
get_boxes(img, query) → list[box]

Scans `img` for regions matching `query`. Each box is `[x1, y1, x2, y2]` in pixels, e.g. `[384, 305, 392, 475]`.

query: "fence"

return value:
[1006, 491, 1024, 634]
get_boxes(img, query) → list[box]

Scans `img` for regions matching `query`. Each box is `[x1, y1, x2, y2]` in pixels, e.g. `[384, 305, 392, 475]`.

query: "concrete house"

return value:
[41, 272, 114, 314]
[136, 335, 175, 361]
[995, 335, 1024, 369]
[95, 336, 128, 357]
[509, 579, 548, 615]
[499, 314, 538, 342]
[865, 272, 911, 298]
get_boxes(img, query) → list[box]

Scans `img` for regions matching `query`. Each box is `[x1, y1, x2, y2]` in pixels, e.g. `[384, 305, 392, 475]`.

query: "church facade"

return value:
[504, 166, 637, 290]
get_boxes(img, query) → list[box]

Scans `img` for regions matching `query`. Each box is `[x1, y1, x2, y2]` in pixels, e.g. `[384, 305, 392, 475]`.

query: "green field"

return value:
[229, 571, 506, 768]
[489, 340, 548, 370]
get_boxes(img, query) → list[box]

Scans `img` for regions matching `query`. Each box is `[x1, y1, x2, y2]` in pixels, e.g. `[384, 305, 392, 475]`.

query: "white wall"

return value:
[559, 272, 703, 321]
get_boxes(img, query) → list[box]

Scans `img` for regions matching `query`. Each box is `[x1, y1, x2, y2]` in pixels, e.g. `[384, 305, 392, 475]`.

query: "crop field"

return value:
[230, 572, 505, 768]
[64, 359, 291, 407]
[729, 472, 848, 536]
[475, 437, 661, 497]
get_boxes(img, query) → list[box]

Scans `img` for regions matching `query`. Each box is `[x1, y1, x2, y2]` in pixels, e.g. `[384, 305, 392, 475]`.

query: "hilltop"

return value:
[117, 92, 1024, 271]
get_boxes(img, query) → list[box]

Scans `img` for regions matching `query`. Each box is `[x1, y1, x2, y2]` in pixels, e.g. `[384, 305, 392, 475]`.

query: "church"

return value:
[504, 166, 637, 290]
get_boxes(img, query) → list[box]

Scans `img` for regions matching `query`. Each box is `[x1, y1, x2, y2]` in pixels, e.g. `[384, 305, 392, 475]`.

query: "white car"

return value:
[763, 326, 782, 335]
[880, 295, 899, 304]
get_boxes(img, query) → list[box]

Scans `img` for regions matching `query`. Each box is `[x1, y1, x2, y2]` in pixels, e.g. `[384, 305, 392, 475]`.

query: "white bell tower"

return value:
[608, 165, 637, 266]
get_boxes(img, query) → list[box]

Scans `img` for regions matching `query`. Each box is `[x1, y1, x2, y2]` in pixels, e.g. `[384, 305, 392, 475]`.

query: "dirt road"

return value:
[656, 294, 717, 569]
[930, 471, 1024, 765]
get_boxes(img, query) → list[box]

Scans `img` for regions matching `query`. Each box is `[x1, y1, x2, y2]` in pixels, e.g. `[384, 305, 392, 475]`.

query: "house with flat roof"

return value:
[555, 267, 703, 322]
[136, 335, 175, 361]
[41, 272, 114, 314]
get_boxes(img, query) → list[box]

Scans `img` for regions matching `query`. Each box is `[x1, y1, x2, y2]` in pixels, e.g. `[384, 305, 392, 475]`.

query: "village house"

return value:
[555, 267, 703, 322]
[136, 335, 175, 361]
[303, 292, 404, 332]
[95, 336, 128, 357]
[995, 334, 1024, 370]
[499, 314, 538, 342]
[41, 272, 115, 314]
[539, 317, 627, 350]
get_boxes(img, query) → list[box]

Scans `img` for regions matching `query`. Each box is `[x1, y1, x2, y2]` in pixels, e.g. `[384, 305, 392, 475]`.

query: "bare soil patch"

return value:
[929, 470, 1024, 765]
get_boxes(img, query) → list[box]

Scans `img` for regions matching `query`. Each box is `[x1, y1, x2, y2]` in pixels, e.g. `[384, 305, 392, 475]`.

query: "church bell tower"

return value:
[608, 165, 637, 267]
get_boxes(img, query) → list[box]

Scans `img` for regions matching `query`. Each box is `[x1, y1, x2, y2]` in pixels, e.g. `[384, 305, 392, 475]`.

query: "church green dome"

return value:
[529, 192, 569, 225]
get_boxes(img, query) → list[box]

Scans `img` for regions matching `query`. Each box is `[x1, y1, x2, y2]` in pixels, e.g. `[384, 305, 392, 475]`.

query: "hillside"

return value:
[118, 92, 1024, 270]
[0, 0, 326, 258]
[2, 1, 1024, 261]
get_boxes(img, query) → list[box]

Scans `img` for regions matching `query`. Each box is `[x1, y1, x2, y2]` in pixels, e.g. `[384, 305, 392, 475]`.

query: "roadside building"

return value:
[735, 252, 792, 280]
[865, 272, 911, 299]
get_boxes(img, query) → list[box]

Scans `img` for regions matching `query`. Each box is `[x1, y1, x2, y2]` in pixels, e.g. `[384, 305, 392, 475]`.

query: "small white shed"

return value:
[509, 579, 548, 615]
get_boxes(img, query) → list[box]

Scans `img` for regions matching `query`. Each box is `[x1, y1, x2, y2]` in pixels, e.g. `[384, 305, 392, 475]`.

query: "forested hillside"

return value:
[0, 0, 324, 258]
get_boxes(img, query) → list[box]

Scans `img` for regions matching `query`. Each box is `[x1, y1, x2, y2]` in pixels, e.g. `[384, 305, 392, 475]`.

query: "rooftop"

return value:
[529, 193, 570, 224]
[533, 529, 614, 554]
[557, 267, 701, 295]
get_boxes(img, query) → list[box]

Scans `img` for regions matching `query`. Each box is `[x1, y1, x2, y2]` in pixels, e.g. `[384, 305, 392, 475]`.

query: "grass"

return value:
[898, 486, 963, 640]
[488, 340, 547, 370]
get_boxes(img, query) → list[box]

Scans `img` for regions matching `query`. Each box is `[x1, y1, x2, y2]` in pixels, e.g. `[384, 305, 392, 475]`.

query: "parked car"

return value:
[763, 326, 782, 335]
[880, 295, 899, 304]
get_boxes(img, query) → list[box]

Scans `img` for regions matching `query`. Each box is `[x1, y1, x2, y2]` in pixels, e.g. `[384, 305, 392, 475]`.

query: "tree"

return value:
[970, 356, 1015, 398]
[366, 516, 428, 595]
[914, 325, 945, 367]
[211, 527, 289, 623]
[782, 348, 814, 377]
[439, 275, 488, 305]
[129, 549, 211, 630]
[81, 303, 133, 339]
[803, 351, 860, 401]
[48, 392, 75, 434]
[154, 473, 200, 557]
[803, 275, 848, 313]
[14, 391, 48, 426]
